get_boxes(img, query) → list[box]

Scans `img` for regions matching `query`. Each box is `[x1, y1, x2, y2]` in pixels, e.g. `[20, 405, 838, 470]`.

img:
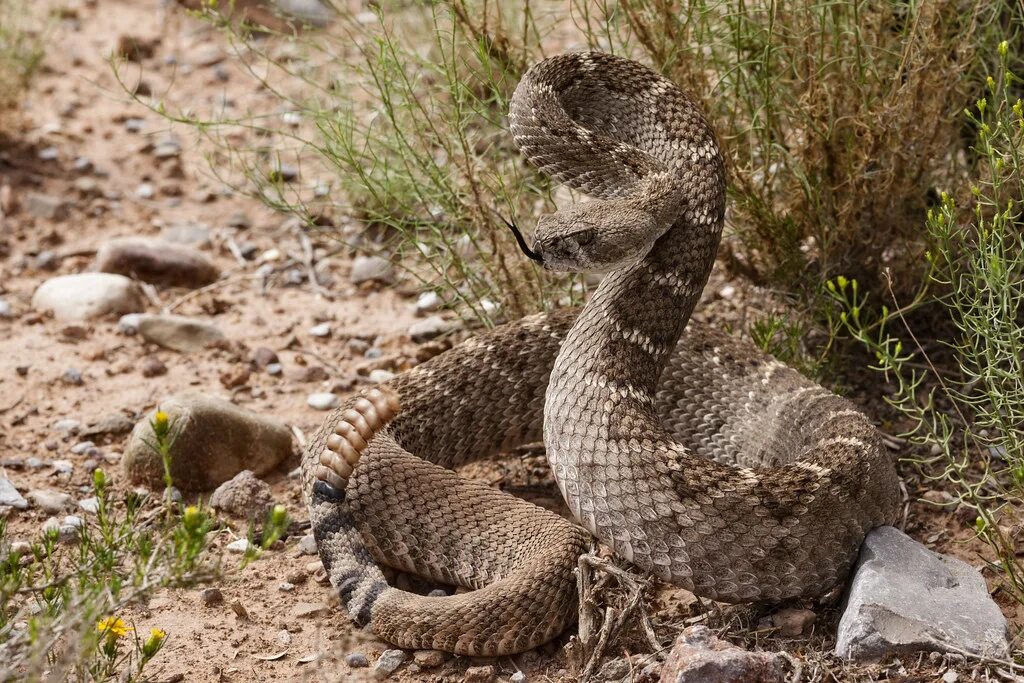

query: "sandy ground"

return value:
[0, 1, 1019, 682]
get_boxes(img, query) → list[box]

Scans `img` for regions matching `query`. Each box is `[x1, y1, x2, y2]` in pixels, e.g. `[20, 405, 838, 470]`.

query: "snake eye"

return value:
[573, 229, 596, 247]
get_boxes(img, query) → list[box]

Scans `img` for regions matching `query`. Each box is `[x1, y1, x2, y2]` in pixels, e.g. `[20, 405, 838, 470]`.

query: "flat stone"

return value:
[122, 392, 295, 491]
[81, 413, 135, 438]
[374, 649, 407, 677]
[94, 237, 219, 288]
[25, 192, 69, 221]
[32, 273, 145, 321]
[771, 607, 816, 637]
[660, 625, 784, 683]
[412, 650, 445, 669]
[307, 392, 340, 410]
[345, 652, 368, 668]
[407, 315, 459, 342]
[209, 470, 272, 518]
[290, 602, 331, 618]
[835, 526, 1010, 661]
[349, 255, 394, 285]
[0, 477, 28, 509]
[225, 538, 254, 554]
[135, 314, 225, 353]
[368, 369, 395, 384]
[297, 534, 317, 555]
[160, 222, 211, 246]
[26, 489, 73, 514]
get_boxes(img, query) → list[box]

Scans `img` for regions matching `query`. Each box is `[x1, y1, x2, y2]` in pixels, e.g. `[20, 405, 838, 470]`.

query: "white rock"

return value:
[32, 273, 145, 321]
[79, 497, 100, 513]
[53, 419, 81, 433]
[309, 322, 331, 338]
[349, 255, 394, 285]
[368, 369, 395, 384]
[0, 477, 28, 509]
[70, 442, 95, 455]
[0, 299, 12, 318]
[307, 393, 340, 410]
[374, 649, 407, 677]
[415, 291, 442, 314]
[26, 490, 72, 513]
[835, 526, 1010, 661]
[225, 538, 254, 554]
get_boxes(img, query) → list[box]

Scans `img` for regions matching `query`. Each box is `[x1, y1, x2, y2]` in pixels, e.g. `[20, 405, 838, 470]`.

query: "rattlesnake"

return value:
[302, 52, 901, 655]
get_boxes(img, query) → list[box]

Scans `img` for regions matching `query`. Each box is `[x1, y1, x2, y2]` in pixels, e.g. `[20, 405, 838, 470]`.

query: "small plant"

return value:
[0, 0, 44, 114]
[829, 44, 1024, 602]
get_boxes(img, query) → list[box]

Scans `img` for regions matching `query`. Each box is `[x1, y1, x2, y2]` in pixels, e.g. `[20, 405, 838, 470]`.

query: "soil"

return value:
[0, 2, 1018, 682]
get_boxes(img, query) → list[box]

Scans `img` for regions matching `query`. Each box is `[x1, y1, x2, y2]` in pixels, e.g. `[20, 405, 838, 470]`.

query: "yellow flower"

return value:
[153, 410, 170, 439]
[143, 627, 167, 659]
[96, 616, 129, 638]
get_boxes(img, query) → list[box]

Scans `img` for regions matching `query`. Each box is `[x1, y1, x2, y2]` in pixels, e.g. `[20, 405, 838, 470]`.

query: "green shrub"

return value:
[0, 0, 44, 114]
[832, 45, 1024, 602]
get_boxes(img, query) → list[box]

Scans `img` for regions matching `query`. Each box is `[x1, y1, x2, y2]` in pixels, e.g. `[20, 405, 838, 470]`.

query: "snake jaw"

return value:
[317, 388, 400, 494]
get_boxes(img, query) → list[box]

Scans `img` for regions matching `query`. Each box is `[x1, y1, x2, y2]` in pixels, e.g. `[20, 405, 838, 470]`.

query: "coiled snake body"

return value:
[303, 52, 900, 655]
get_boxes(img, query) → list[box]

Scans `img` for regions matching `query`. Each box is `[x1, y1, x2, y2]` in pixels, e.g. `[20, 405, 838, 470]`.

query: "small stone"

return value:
[124, 118, 146, 132]
[413, 650, 445, 669]
[61, 368, 84, 386]
[718, 284, 736, 299]
[25, 193, 68, 221]
[82, 413, 135, 439]
[27, 490, 73, 513]
[116, 34, 158, 61]
[70, 441, 95, 455]
[368, 369, 395, 384]
[200, 587, 224, 605]
[60, 325, 89, 341]
[771, 608, 816, 637]
[78, 497, 99, 513]
[349, 256, 394, 285]
[427, 588, 447, 598]
[345, 653, 368, 668]
[209, 471, 272, 518]
[464, 665, 495, 682]
[510, 673, 527, 683]
[415, 291, 442, 314]
[160, 222, 211, 246]
[295, 365, 328, 383]
[252, 347, 279, 368]
[135, 314, 226, 353]
[835, 526, 1011, 661]
[266, 363, 283, 376]
[0, 477, 28, 509]
[942, 672, 958, 683]
[51, 460, 75, 474]
[37, 146, 58, 161]
[140, 356, 168, 377]
[309, 322, 331, 338]
[219, 366, 251, 389]
[152, 138, 182, 158]
[278, 582, 295, 592]
[297, 534, 317, 555]
[53, 419, 81, 434]
[660, 625, 784, 683]
[408, 316, 457, 342]
[73, 177, 102, 198]
[73, 156, 94, 172]
[32, 273, 145, 321]
[290, 602, 330, 618]
[0, 299, 11, 319]
[225, 538, 253, 554]
[135, 183, 155, 199]
[270, 162, 298, 182]
[122, 393, 295, 491]
[307, 393, 340, 410]
[94, 237, 219, 288]
[921, 490, 956, 506]
[374, 649, 407, 677]
[226, 212, 251, 229]
[276, 629, 292, 645]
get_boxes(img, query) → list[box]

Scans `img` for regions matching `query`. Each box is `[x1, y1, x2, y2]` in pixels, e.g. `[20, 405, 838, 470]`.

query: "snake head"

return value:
[531, 201, 664, 272]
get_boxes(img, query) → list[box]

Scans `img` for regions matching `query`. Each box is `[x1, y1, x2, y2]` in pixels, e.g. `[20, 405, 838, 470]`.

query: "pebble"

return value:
[349, 255, 394, 285]
[226, 212, 251, 229]
[27, 490, 73, 513]
[70, 441, 95, 455]
[252, 347, 279, 368]
[368, 369, 395, 384]
[51, 460, 75, 474]
[123, 393, 295, 491]
[135, 183, 155, 199]
[408, 315, 457, 342]
[160, 222, 212, 246]
[660, 625, 784, 683]
[307, 393, 340, 410]
[276, 629, 291, 646]
[415, 291, 442, 314]
[373, 649, 407, 677]
[290, 602, 330, 618]
[140, 356, 168, 377]
[345, 653, 368, 668]
[94, 237, 219, 288]
[266, 363, 283, 376]
[225, 538, 254, 554]
[0, 477, 28, 509]
[61, 368, 84, 386]
[124, 118, 146, 132]
[271, 162, 298, 182]
[0, 299, 12, 319]
[297, 534, 318, 556]
[78, 497, 99, 513]
[37, 146, 59, 161]
[135, 314, 226, 353]
[510, 673, 526, 683]
[309, 322, 331, 338]
[209, 470, 272, 518]
[53, 419, 82, 434]
[771, 607, 816, 636]
[464, 665, 495, 682]
[25, 192, 68, 220]
[32, 273, 145, 321]
[81, 413, 135, 439]
[277, 582, 295, 592]
[413, 650, 445, 669]
[200, 587, 224, 606]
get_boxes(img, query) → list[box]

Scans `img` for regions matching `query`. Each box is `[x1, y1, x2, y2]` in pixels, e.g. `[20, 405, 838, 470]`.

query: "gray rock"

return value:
[79, 497, 100, 513]
[81, 413, 135, 439]
[368, 369, 395, 384]
[374, 649, 407, 677]
[135, 314, 225, 353]
[412, 650, 445, 669]
[61, 368, 84, 386]
[200, 587, 224, 605]
[414, 291, 442, 314]
[94, 237, 219, 288]
[160, 222, 211, 246]
[297, 534, 317, 556]
[510, 673, 527, 683]
[32, 273, 145, 321]
[25, 192, 69, 221]
[225, 538, 254, 554]
[70, 441, 95, 455]
[275, 0, 333, 26]
[659, 625, 783, 683]
[307, 393, 340, 410]
[53, 419, 82, 434]
[0, 299, 12, 319]
[26, 489, 73, 514]
[835, 525, 1010, 662]
[122, 392, 294, 491]
[346, 652, 368, 668]
[349, 255, 394, 285]
[408, 315, 457, 342]
[0, 477, 28, 509]
[209, 470, 272, 518]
